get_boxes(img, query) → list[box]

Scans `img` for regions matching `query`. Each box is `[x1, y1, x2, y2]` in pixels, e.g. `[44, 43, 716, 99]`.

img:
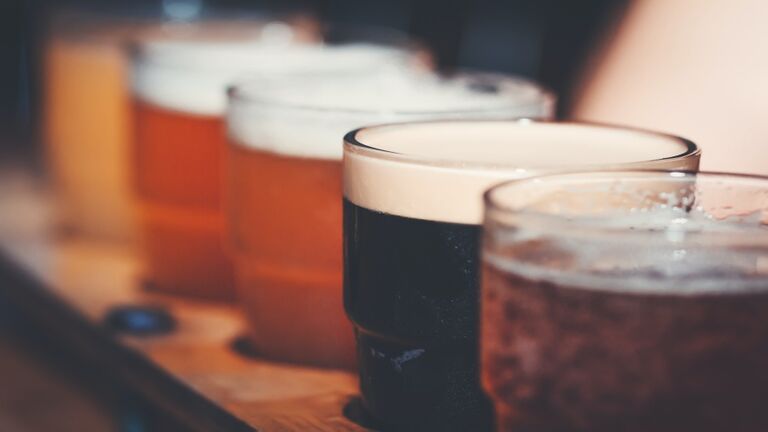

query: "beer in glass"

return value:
[482, 171, 768, 431]
[343, 121, 700, 429]
[44, 12, 148, 242]
[45, 11, 312, 244]
[130, 30, 347, 299]
[227, 72, 551, 369]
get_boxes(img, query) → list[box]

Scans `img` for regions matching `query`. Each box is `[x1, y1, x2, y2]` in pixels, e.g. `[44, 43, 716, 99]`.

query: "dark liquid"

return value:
[343, 199, 493, 431]
[482, 263, 768, 432]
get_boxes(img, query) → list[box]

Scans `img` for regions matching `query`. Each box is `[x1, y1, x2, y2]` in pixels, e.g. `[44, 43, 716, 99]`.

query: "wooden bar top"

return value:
[0, 168, 372, 432]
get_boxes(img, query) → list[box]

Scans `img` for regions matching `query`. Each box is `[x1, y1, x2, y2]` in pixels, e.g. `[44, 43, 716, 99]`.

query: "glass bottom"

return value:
[234, 254, 356, 370]
[139, 201, 234, 300]
[354, 329, 493, 431]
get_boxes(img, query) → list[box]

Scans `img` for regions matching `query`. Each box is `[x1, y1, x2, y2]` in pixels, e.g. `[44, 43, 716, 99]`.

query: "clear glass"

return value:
[342, 121, 699, 429]
[44, 10, 157, 245]
[226, 71, 552, 371]
[482, 171, 768, 432]
[43, 7, 305, 245]
[129, 21, 329, 300]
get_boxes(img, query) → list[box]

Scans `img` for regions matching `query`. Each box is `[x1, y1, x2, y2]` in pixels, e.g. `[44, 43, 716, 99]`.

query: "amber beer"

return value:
[226, 73, 553, 369]
[130, 32, 329, 299]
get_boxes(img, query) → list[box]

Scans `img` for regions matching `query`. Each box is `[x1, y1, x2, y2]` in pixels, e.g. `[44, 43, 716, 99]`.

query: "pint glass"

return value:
[44, 11, 148, 243]
[227, 73, 552, 369]
[482, 171, 768, 431]
[343, 121, 700, 429]
[130, 27, 335, 299]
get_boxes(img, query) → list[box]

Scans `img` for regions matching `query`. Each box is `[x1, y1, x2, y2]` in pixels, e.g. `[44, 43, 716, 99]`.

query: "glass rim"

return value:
[227, 71, 554, 117]
[484, 169, 768, 239]
[344, 119, 699, 171]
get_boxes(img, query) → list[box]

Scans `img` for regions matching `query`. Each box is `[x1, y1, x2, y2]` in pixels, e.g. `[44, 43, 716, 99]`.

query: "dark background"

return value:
[0, 0, 626, 156]
[0, 1, 626, 430]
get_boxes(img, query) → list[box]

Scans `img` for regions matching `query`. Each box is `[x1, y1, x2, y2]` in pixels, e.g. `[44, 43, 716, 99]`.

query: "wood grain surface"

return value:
[0, 168, 372, 432]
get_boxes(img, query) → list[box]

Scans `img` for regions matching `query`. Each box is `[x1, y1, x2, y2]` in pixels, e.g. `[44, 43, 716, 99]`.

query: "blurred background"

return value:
[0, 0, 625, 162]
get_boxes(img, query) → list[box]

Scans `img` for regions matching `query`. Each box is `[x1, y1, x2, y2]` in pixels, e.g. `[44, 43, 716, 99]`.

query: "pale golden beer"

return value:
[44, 14, 145, 243]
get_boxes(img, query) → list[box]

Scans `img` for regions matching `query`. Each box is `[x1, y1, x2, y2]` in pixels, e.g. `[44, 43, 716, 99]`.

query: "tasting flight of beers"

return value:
[41, 6, 768, 432]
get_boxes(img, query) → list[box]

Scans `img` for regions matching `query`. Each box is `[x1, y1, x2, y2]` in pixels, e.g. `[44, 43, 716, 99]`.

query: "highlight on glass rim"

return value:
[1, 1, 765, 431]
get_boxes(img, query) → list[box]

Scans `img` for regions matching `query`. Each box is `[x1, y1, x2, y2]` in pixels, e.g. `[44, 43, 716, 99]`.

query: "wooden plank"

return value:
[0, 169, 369, 431]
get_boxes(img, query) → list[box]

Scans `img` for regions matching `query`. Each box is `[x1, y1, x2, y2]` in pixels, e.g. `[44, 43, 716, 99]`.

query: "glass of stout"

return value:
[343, 121, 700, 430]
[482, 170, 768, 432]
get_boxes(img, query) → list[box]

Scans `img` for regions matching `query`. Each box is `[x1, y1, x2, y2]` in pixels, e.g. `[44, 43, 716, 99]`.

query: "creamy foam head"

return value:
[343, 121, 699, 224]
[484, 171, 768, 295]
[228, 72, 553, 160]
[132, 37, 409, 116]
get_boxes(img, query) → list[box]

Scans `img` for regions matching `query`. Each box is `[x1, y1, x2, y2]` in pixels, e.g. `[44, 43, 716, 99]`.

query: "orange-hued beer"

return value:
[225, 72, 553, 369]
[228, 145, 345, 366]
[131, 38, 404, 300]
[133, 100, 230, 298]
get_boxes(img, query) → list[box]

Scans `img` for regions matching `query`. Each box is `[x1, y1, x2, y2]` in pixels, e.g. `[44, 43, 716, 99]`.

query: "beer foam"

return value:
[228, 73, 553, 160]
[132, 41, 408, 116]
[485, 173, 768, 295]
[344, 122, 698, 224]
[485, 206, 768, 295]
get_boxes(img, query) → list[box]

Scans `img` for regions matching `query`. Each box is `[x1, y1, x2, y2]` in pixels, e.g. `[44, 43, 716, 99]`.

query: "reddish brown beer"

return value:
[482, 171, 768, 432]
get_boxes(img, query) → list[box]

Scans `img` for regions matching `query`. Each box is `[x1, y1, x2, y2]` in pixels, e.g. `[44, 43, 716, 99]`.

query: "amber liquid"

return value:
[226, 143, 355, 369]
[133, 100, 234, 299]
[45, 35, 137, 243]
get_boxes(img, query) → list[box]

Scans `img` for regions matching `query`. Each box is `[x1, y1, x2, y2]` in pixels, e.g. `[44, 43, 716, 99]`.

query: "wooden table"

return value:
[0, 168, 373, 432]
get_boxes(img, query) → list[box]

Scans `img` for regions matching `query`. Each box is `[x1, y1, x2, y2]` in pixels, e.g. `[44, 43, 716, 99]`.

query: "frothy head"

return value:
[228, 72, 553, 160]
[483, 171, 768, 295]
[343, 121, 699, 224]
[131, 29, 411, 116]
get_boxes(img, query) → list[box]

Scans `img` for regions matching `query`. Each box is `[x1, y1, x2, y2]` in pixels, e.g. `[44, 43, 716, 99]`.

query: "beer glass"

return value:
[44, 11, 150, 243]
[226, 72, 552, 369]
[129, 31, 393, 300]
[343, 121, 700, 429]
[482, 171, 768, 432]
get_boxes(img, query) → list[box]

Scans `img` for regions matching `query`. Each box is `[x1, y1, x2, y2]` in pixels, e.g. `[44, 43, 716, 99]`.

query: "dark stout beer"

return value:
[343, 121, 700, 430]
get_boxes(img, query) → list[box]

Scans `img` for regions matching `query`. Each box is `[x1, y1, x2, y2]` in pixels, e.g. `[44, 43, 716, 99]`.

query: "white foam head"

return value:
[343, 121, 699, 224]
[227, 72, 553, 160]
[483, 171, 768, 295]
[131, 29, 410, 116]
